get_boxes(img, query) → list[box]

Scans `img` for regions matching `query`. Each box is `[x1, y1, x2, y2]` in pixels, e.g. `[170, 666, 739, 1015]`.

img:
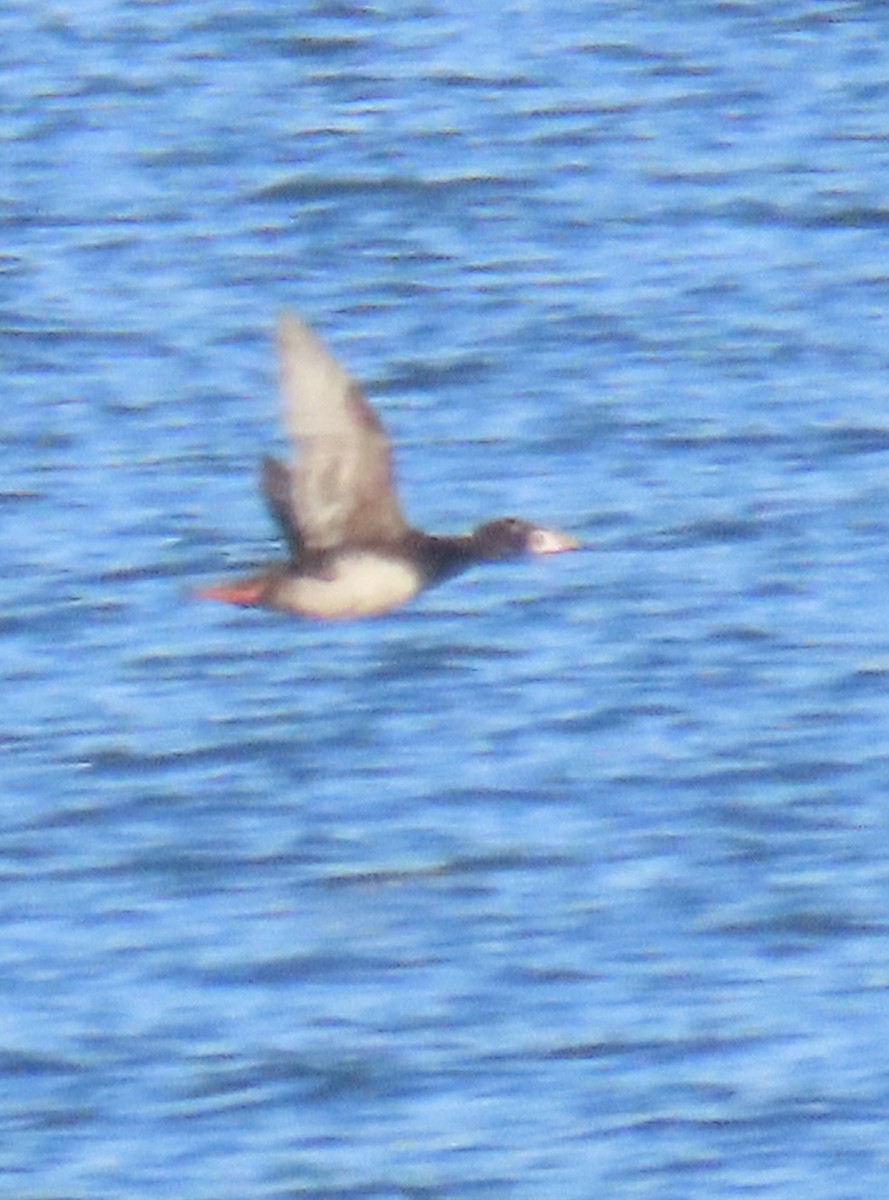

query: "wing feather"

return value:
[275, 312, 409, 550]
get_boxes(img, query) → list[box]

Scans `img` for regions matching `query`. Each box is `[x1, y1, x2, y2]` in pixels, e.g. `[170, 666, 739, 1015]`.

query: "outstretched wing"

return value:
[273, 311, 409, 551]
[260, 455, 304, 560]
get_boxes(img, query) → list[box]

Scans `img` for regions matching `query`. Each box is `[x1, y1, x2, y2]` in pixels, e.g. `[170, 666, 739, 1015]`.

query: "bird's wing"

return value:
[274, 311, 410, 551]
[260, 455, 304, 560]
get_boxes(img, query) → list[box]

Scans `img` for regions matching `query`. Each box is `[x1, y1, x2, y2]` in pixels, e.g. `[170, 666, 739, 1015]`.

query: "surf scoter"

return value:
[197, 312, 577, 619]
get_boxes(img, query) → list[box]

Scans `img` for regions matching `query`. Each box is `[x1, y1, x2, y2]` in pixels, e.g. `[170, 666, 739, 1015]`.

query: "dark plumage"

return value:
[197, 312, 576, 619]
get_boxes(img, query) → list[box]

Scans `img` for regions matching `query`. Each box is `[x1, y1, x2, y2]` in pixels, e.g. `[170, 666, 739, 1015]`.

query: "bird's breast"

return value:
[271, 552, 424, 619]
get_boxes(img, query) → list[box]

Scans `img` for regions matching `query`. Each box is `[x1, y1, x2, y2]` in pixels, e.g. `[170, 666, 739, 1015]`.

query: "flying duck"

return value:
[196, 312, 576, 619]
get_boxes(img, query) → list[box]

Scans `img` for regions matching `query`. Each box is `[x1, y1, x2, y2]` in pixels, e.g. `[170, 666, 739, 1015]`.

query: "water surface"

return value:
[3, 2, 889, 1197]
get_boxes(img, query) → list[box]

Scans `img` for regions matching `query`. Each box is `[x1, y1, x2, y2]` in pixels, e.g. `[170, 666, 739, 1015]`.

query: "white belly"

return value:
[275, 553, 423, 619]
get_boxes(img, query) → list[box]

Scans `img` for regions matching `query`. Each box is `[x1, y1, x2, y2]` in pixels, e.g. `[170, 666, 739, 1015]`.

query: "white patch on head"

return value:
[274, 553, 423, 619]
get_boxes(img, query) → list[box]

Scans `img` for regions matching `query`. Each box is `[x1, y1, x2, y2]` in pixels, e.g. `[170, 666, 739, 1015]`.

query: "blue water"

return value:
[4, 1, 889, 1196]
